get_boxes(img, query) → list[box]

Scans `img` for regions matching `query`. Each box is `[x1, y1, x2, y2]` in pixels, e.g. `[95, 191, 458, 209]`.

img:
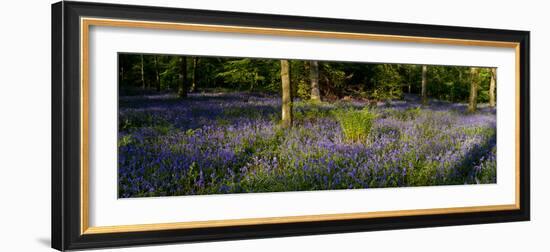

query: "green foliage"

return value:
[399, 64, 421, 93]
[217, 58, 265, 90]
[321, 63, 347, 88]
[118, 134, 134, 147]
[369, 64, 403, 101]
[118, 112, 172, 133]
[377, 106, 421, 122]
[394, 107, 422, 121]
[373, 124, 401, 140]
[119, 53, 496, 105]
[222, 107, 264, 119]
[293, 100, 333, 121]
[427, 66, 464, 101]
[159, 56, 181, 90]
[152, 124, 173, 135]
[216, 58, 280, 92]
[407, 161, 438, 186]
[477, 147, 497, 184]
[425, 65, 494, 103]
[334, 108, 376, 142]
[296, 79, 310, 99]
[476, 68, 494, 103]
[463, 126, 496, 140]
[291, 61, 311, 99]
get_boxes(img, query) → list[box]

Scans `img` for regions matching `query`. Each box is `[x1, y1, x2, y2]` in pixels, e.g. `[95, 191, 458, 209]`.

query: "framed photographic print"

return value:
[51, 1, 530, 250]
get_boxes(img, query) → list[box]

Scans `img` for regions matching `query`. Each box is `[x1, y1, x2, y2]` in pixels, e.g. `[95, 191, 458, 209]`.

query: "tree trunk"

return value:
[421, 65, 427, 105]
[407, 67, 412, 94]
[489, 68, 496, 107]
[119, 55, 125, 86]
[280, 59, 292, 128]
[251, 72, 258, 91]
[154, 56, 161, 92]
[468, 67, 479, 113]
[140, 54, 145, 90]
[309, 60, 321, 102]
[190, 57, 198, 92]
[178, 56, 188, 98]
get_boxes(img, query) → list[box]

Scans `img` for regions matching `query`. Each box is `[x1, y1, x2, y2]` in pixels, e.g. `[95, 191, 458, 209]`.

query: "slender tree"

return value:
[178, 56, 188, 98]
[309, 60, 321, 101]
[421, 65, 427, 105]
[154, 56, 161, 92]
[468, 67, 479, 113]
[140, 54, 145, 90]
[407, 72, 412, 94]
[407, 65, 413, 94]
[489, 68, 496, 107]
[119, 55, 125, 86]
[280, 59, 292, 128]
[397, 64, 411, 94]
[190, 57, 198, 92]
[118, 53, 498, 105]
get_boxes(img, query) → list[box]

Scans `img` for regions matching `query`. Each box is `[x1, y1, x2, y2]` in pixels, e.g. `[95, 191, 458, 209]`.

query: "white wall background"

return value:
[0, 0, 547, 251]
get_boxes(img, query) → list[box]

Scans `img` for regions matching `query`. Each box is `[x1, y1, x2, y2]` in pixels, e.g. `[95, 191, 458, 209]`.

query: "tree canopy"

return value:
[119, 53, 496, 106]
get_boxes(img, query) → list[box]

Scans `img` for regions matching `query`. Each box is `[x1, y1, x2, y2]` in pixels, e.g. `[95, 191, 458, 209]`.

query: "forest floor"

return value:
[118, 92, 497, 198]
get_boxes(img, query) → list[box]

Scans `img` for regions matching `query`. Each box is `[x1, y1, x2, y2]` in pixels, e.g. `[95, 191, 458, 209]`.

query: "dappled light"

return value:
[118, 54, 497, 198]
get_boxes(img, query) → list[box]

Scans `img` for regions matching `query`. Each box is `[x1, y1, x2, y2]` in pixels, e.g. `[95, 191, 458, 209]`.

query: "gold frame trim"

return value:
[80, 18, 522, 235]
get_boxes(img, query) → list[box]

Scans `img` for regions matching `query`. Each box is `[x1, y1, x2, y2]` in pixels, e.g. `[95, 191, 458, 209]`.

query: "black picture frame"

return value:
[52, 1, 530, 251]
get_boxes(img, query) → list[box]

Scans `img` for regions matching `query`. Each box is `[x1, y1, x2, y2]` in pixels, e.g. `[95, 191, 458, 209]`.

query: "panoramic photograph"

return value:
[117, 53, 497, 198]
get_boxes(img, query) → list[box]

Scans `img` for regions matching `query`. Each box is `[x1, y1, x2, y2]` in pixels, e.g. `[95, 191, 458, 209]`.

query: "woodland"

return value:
[117, 54, 496, 198]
